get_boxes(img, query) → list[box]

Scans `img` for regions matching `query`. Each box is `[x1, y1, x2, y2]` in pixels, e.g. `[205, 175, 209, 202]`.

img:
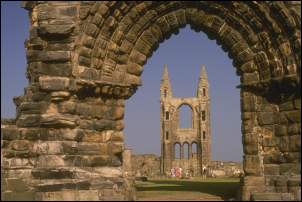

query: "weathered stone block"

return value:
[263, 152, 286, 164]
[111, 131, 123, 142]
[289, 135, 300, 152]
[293, 98, 301, 109]
[40, 114, 77, 128]
[58, 101, 77, 114]
[1, 127, 20, 140]
[94, 119, 115, 131]
[32, 168, 74, 179]
[115, 120, 124, 131]
[111, 142, 123, 155]
[2, 191, 35, 201]
[279, 101, 294, 111]
[284, 152, 300, 163]
[113, 106, 124, 120]
[241, 95, 256, 112]
[7, 157, 35, 168]
[243, 155, 262, 175]
[79, 119, 94, 130]
[38, 24, 74, 36]
[251, 193, 282, 201]
[36, 180, 90, 192]
[76, 103, 104, 118]
[126, 63, 143, 76]
[37, 155, 65, 168]
[77, 142, 108, 155]
[27, 50, 70, 62]
[3, 149, 36, 158]
[111, 155, 122, 166]
[285, 110, 301, 123]
[61, 129, 84, 141]
[16, 115, 41, 127]
[65, 155, 110, 167]
[6, 178, 30, 192]
[10, 140, 32, 151]
[35, 62, 73, 77]
[257, 112, 274, 125]
[273, 112, 288, 124]
[264, 164, 280, 175]
[77, 190, 99, 201]
[78, 67, 99, 80]
[279, 163, 300, 175]
[20, 128, 40, 140]
[51, 91, 70, 101]
[62, 141, 78, 154]
[19, 102, 43, 114]
[242, 72, 259, 84]
[39, 76, 70, 91]
[278, 136, 289, 152]
[129, 49, 147, 66]
[82, 131, 104, 142]
[90, 179, 114, 189]
[93, 167, 123, 178]
[274, 125, 287, 136]
[263, 135, 277, 147]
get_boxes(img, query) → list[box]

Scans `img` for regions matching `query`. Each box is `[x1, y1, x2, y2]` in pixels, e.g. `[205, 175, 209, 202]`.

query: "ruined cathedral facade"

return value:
[160, 65, 211, 176]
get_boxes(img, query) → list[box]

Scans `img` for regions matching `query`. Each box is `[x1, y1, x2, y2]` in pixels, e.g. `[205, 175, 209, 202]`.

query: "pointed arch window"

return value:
[203, 88, 206, 96]
[166, 111, 169, 120]
[178, 104, 192, 128]
[174, 143, 181, 159]
[202, 110, 206, 121]
[191, 142, 197, 158]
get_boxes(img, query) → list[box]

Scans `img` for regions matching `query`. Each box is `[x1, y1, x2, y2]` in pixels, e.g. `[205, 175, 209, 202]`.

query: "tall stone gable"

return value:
[160, 65, 211, 176]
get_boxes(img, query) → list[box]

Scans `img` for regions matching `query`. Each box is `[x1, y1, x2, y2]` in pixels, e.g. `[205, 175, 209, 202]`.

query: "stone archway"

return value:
[1, 1, 300, 201]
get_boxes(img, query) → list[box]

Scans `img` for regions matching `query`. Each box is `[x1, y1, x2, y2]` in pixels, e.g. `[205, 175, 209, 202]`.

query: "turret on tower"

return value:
[197, 65, 209, 98]
[160, 64, 173, 99]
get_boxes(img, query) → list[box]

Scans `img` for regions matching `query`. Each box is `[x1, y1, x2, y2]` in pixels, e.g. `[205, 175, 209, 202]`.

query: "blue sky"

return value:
[1, 2, 243, 162]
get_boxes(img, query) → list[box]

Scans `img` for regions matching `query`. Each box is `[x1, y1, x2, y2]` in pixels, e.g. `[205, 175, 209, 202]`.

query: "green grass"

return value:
[135, 177, 240, 200]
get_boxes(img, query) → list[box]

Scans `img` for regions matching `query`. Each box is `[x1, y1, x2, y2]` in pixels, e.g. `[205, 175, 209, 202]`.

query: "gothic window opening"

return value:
[179, 104, 192, 128]
[183, 142, 189, 159]
[174, 143, 181, 159]
[203, 131, 206, 140]
[164, 89, 167, 97]
[202, 110, 206, 121]
[203, 88, 206, 96]
[191, 142, 197, 158]
[165, 111, 169, 120]
[166, 131, 169, 140]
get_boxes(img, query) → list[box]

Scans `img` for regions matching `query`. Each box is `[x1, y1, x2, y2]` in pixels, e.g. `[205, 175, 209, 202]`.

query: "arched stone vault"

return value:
[1, 1, 301, 201]
[76, 2, 300, 89]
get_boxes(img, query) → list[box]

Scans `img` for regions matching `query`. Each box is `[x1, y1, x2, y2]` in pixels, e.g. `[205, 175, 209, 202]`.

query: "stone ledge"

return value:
[251, 192, 295, 201]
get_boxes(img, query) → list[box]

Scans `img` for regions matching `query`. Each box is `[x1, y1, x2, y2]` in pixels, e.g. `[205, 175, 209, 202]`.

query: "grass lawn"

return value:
[135, 177, 240, 201]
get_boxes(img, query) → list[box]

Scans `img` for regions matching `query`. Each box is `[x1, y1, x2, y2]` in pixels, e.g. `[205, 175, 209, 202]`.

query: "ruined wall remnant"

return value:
[160, 65, 211, 176]
[131, 154, 160, 178]
[1, 1, 300, 201]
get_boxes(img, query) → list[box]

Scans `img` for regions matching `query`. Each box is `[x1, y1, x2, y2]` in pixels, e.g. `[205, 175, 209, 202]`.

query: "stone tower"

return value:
[160, 65, 211, 176]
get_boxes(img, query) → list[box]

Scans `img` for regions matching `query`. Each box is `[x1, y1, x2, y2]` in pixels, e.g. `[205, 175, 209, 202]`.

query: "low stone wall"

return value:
[131, 154, 160, 178]
[208, 160, 243, 178]
[131, 154, 244, 179]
